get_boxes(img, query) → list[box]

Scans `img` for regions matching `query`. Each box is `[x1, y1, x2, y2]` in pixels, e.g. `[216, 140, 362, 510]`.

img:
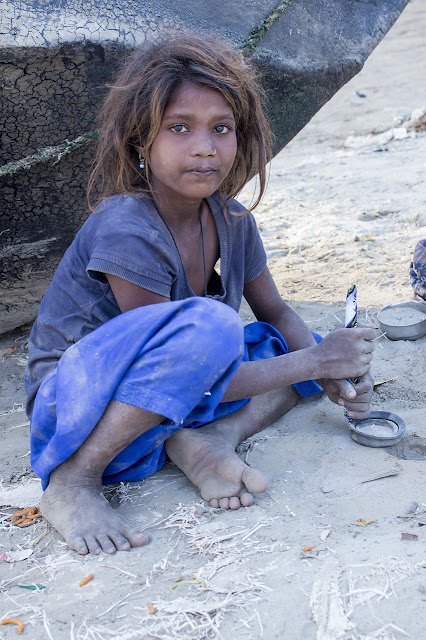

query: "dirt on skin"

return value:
[1, 3, 425, 639]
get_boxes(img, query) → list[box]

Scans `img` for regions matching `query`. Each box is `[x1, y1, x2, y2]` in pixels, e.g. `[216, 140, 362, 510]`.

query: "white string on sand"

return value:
[99, 565, 138, 579]
[42, 610, 55, 640]
[372, 332, 387, 340]
[0, 403, 25, 417]
[79, 503, 283, 640]
[95, 588, 147, 619]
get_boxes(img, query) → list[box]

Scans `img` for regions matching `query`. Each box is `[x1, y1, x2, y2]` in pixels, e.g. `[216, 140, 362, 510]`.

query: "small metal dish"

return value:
[350, 411, 405, 447]
[377, 300, 426, 341]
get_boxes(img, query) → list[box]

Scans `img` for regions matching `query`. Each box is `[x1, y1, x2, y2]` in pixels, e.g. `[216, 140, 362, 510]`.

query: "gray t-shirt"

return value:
[25, 192, 266, 416]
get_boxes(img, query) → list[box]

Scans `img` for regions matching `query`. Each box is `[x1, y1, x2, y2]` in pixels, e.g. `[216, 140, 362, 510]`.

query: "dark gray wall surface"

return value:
[0, 0, 409, 332]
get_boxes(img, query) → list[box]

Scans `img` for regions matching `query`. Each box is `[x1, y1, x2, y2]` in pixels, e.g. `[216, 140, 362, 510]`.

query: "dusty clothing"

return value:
[30, 298, 322, 489]
[25, 192, 323, 489]
[409, 239, 426, 301]
[25, 193, 266, 417]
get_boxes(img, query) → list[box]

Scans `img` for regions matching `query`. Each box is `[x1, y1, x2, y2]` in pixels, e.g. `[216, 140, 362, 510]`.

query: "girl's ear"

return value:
[136, 146, 149, 161]
[136, 150, 146, 170]
[135, 145, 149, 170]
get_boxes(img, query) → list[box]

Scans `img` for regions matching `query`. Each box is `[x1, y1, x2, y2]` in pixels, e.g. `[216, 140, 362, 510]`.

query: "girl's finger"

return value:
[344, 401, 371, 413]
[357, 363, 371, 377]
[348, 389, 373, 403]
[349, 387, 373, 402]
[353, 378, 372, 390]
[352, 327, 376, 341]
[336, 379, 357, 399]
[356, 322, 374, 329]
[345, 408, 371, 420]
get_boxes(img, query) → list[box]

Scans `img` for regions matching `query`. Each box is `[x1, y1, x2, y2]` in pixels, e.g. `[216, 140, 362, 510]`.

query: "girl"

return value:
[25, 34, 375, 556]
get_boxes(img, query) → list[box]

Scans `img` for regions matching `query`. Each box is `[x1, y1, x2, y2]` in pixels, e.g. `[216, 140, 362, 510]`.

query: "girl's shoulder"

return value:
[209, 193, 258, 234]
[209, 192, 248, 217]
[83, 194, 164, 245]
[92, 193, 158, 226]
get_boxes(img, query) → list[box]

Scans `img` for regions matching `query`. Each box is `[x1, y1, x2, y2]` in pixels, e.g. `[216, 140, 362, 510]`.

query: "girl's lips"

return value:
[187, 168, 218, 177]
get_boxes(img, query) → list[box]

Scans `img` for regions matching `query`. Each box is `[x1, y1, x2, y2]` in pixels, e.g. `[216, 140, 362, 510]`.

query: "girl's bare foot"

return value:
[166, 424, 268, 509]
[165, 387, 300, 509]
[38, 401, 161, 554]
[39, 476, 149, 555]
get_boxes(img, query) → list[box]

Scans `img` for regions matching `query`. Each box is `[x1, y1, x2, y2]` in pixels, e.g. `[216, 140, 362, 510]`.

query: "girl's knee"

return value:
[187, 298, 243, 342]
[176, 298, 243, 365]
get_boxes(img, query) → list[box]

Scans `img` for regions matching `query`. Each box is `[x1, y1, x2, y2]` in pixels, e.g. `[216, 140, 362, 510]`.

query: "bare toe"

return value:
[70, 536, 89, 555]
[241, 467, 268, 494]
[229, 496, 241, 510]
[210, 498, 219, 508]
[86, 536, 102, 555]
[97, 533, 117, 554]
[109, 532, 131, 551]
[128, 531, 149, 547]
[240, 492, 254, 507]
[219, 497, 230, 509]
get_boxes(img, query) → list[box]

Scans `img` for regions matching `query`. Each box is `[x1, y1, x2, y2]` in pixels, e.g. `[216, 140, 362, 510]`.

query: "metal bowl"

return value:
[350, 411, 405, 447]
[377, 300, 426, 340]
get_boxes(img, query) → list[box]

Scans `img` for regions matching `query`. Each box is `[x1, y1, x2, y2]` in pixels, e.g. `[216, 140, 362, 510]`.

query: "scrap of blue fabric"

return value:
[410, 238, 426, 301]
[30, 297, 323, 490]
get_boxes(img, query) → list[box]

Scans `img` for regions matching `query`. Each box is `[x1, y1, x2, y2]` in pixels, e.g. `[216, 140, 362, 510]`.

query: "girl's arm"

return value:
[220, 267, 375, 403]
[106, 271, 326, 398]
[243, 267, 317, 351]
[106, 271, 374, 414]
[106, 274, 169, 311]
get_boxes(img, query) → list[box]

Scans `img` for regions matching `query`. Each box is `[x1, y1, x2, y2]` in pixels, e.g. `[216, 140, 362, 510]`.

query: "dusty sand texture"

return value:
[1, 3, 425, 639]
[378, 306, 426, 326]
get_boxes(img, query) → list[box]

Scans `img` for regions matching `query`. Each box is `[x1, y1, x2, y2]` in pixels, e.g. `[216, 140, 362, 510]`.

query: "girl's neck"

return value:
[154, 192, 205, 234]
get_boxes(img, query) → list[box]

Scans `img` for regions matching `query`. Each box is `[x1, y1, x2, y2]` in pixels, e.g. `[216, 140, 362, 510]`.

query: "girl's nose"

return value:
[191, 136, 215, 157]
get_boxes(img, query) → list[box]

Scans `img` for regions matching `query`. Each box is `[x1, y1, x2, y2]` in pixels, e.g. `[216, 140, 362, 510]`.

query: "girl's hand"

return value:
[320, 373, 374, 420]
[312, 327, 375, 380]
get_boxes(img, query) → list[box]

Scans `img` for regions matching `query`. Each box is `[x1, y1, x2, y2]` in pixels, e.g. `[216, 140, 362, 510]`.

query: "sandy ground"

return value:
[1, 2, 425, 639]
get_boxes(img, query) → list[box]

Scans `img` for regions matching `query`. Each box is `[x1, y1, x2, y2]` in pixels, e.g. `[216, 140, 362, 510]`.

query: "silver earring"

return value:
[139, 153, 145, 169]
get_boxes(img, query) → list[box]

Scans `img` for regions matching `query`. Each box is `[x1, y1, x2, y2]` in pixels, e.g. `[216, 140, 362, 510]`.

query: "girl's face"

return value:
[146, 80, 237, 206]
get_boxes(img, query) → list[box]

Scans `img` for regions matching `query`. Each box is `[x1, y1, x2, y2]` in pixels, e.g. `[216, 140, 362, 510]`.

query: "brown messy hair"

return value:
[88, 33, 273, 214]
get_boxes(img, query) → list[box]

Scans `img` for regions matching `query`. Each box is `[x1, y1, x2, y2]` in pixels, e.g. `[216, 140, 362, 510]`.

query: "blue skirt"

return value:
[30, 298, 322, 489]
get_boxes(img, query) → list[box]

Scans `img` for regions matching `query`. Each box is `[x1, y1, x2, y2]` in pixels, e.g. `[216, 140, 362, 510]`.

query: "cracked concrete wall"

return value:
[0, 0, 408, 332]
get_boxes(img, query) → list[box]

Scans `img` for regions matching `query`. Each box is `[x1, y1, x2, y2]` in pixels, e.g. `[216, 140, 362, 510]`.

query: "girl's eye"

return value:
[170, 124, 189, 133]
[214, 124, 231, 134]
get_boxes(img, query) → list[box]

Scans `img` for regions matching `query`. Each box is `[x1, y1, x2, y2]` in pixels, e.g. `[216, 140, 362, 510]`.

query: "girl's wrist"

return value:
[298, 344, 322, 381]
[279, 345, 322, 386]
